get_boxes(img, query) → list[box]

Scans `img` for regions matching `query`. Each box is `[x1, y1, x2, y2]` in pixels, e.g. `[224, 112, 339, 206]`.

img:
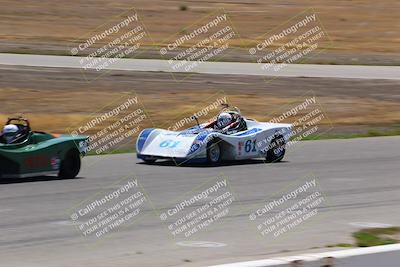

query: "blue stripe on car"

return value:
[188, 131, 212, 155]
[137, 128, 154, 152]
[234, 128, 262, 136]
[196, 130, 210, 141]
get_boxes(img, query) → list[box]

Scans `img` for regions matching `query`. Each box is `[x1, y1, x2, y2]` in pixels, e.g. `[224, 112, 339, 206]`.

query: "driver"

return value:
[214, 111, 246, 134]
[1, 124, 19, 144]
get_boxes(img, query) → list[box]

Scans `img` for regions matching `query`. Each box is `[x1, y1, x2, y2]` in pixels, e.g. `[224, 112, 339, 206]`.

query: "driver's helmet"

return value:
[2, 124, 19, 144]
[216, 112, 233, 129]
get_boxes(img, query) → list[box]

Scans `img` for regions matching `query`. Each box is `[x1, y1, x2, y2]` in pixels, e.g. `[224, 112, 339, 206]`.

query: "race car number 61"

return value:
[159, 140, 180, 148]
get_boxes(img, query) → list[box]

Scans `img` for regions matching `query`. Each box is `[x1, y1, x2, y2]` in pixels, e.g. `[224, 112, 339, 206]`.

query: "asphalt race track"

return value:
[1, 53, 400, 80]
[0, 136, 399, 266]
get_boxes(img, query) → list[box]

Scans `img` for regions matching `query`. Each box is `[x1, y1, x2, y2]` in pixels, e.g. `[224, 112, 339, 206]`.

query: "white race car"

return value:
[136, 108, 292, 165]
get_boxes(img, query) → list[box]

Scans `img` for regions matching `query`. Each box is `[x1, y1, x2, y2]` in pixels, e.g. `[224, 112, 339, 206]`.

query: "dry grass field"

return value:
[0, 66, 399, 138]
[0, 0, 399, 64]
[1, 0, 399, 140]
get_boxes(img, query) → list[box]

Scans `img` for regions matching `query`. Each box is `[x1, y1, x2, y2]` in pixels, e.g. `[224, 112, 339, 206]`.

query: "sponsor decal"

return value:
[238, 141, 244, 156]
[51, 156, 61, 170]
[24, 155, 50, 169]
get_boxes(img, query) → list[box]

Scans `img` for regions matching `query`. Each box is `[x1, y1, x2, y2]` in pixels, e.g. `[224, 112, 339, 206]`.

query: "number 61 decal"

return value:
[244, 139, 257, 153]
[159, 139, 180, 148]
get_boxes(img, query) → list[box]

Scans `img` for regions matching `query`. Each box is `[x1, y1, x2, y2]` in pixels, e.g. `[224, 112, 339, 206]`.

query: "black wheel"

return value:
[207, 140, 222, 165]
[58, 149, 81, 179]
[265, 135, 286, 163]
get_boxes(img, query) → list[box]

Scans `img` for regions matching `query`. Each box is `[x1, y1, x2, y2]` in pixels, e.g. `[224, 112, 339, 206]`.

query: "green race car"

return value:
[0, 117, 89, 179]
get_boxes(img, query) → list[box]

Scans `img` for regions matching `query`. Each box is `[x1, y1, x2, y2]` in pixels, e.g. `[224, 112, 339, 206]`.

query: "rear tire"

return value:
[207, 140, 221, 165]
[58, 149, 81, 179]
[265, 135, 286, 163]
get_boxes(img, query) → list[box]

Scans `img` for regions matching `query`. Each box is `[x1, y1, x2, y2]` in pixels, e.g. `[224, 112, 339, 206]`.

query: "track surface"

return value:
[0, 136, 399, 266]
[1, 53, 400, 79]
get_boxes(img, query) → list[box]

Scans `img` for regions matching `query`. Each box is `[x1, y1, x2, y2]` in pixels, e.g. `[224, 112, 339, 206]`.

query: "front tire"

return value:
[265, 135, 286, 163]
[207, 140, 221, 165]
[58, 149, 81, 179]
